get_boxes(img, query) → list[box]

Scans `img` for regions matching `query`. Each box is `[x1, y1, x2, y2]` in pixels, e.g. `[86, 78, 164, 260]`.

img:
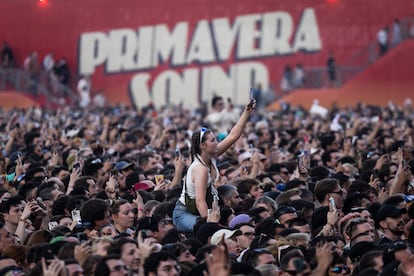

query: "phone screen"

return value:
[175, 145, 181, 158]
[71, 209, 82, 224]
[155, 175, 164, 185]
[329, 197, 337, 211]
[249, 87, 255, 101]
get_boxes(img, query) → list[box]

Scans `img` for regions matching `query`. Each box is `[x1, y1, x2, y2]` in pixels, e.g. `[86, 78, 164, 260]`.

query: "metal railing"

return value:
[0, 67, 78, 109]
[286, 16, 414, 91]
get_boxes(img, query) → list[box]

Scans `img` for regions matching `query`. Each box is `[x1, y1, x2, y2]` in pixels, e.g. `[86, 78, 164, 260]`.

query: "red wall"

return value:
[0, 0, 412, 107]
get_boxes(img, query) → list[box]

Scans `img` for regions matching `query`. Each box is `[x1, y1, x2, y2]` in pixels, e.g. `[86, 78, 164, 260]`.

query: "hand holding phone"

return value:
[175, 145, 181, 158]
[329, 197, 337, 211]
[250, 87, 255, 101]
[71, 209, 82, 225]
[247, 88, 256, 110]
[48, 221, 58, 231]
[155, 175, 164, 186]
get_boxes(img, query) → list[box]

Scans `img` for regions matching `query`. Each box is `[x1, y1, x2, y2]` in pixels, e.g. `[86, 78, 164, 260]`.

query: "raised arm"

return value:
[217, 99, 256, 156]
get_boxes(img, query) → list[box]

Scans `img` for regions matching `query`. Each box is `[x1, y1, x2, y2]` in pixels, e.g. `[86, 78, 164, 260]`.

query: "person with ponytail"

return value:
[172, 97, 256, 232]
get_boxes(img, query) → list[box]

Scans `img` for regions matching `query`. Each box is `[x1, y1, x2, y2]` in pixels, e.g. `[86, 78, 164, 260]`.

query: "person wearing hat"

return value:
[82, 157, 108, 189]
[195, 222, 223, 245]
[274, 206, 298, 228]
[234, 223, 255, 262]
[113, 161, 134, 176]
[383, 240, 411, 267]
[112, 161, 135, 198]
[377, 205, 405, 245]
[210, 229, 242, 258]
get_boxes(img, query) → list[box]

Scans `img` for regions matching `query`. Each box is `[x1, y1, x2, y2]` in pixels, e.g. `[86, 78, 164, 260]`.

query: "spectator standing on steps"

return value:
[1, 41, 15, 68]
[326, 51, 337, 87]
[54, 57, 71, 87]
[377, 26, 389, 56]
[293, 63, 305, 88]
[391, 18, 403, 47]
[77, 75, 92, 108]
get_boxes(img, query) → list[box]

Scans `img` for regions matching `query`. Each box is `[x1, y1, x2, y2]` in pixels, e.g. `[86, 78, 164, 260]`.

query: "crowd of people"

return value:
[0, 94, 413, 276]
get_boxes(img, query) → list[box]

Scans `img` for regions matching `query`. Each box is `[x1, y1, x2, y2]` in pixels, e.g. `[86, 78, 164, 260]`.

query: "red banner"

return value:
[0, 0, 412, 107]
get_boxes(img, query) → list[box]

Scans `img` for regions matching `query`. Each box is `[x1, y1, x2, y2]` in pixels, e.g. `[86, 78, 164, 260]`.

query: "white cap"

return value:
[210, 229, 242, 245]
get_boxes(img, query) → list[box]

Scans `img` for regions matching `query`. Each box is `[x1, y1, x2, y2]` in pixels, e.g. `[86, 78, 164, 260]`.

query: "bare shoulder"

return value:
[192, 163, 208, 175]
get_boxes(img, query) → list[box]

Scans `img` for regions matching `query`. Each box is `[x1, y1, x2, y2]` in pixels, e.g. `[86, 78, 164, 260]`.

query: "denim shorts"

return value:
[172, 200, 200, 233]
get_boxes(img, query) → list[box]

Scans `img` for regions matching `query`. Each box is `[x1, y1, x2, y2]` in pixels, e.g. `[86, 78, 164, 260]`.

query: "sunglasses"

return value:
[351, 230, 372, 240]
[331, 265, 351, 274]
[200, 127, 209, 143]
[346, 218, 368, 238]
[331, 190, 343, 196]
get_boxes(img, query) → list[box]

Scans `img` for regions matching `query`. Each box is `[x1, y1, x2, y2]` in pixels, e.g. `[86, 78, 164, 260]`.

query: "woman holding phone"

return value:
[173, 97, 256, 232]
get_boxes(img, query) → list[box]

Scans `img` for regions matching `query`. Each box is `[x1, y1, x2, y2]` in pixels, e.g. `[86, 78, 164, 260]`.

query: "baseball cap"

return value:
[348, 241, 377, 263]
[210, 229, 242, 245]
[274, 206, 297, 219]
[383, 241, 408, 265]
[229, 214, 252, 229]
[376, 205, 404, 223]
[196, 222, 224, 244]
[132, 181, 153, 191]
[114, 161, 133, 172]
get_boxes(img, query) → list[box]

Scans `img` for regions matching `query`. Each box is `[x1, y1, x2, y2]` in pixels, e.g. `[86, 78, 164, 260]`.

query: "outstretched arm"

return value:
[217, 99, 255, 156]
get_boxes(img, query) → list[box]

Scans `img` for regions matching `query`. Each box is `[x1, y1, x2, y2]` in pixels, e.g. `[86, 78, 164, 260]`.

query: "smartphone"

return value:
[212, 196, 219, 211]
[249, 87, 256, 102]
[155, 175, 164, 186]
[73, 162, 81, 170]
[48, 221, 58, 231]
[175, 145, 181, 158]
[351, 136, 358, 145]
[36, 197, 46, 210]
[298, 155, 304, 168]
[329, 197, 337, 211]
[71, 209, 82, 224]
